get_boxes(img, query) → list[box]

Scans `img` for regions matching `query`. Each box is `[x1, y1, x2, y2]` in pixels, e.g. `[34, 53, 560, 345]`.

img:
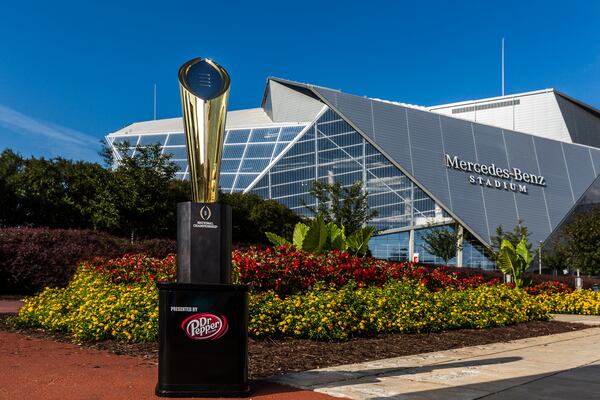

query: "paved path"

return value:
[0, 299, 23, 313]
[273, 326, 600, 400]
[551, 313, 600, 326]
[0, 331, 341, 400]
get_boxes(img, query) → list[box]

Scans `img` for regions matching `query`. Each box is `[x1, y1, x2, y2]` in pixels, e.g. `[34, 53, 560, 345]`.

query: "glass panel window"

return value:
[219, 174, 235, 191]
[245, 144, 274, 158]
[273, 142, 290, 157]
[222, 144, 246, 159]
[138, 134, 168, 146]
[234, 174, 258, 190]
[112, 136, 138, 146]
[163, 146, 187, 159]
[225, 129, 250, 144]
[369, 232, 410, 261]
[173, 160, 187, 172]
[166, 133, 186, 146]
[249, 127, 280, 142]
[279, 126, 304, 141]
[221, 159, 241, 173]
[239, 158, 270, 173]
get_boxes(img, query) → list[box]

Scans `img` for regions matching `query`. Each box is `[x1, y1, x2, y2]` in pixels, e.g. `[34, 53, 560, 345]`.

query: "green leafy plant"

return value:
[491, 219, 532, 260]
[496, 236, 533, 289]
[266, 216, 375, 256]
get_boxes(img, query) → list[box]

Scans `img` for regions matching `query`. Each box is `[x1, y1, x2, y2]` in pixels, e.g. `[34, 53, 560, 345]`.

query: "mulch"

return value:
[0, 314, 588, 379]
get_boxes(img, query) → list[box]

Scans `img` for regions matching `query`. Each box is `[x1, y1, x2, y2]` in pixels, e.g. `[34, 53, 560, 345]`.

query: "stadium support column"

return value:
[456, 225, 463, 267]
[409, 229, 415, 263]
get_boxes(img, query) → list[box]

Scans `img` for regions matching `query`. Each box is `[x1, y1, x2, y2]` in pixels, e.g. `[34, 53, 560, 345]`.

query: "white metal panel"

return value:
[429, 90, 573, 143]
[513, 92, 571, 143]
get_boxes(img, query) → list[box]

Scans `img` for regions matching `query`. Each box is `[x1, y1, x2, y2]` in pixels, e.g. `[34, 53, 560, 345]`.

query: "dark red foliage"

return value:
[233, 246, 501, 295]
[525, 281, 573, 295]
[85, 254, 176, 284]
[0, 228, 175, 294]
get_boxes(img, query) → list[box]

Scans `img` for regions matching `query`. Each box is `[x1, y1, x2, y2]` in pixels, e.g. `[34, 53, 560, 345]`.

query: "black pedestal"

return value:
[177, 202, 231, 284]
[155, 282, 250, 397]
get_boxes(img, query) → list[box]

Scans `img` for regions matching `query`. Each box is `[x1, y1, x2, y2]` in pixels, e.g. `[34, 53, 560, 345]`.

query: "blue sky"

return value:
[0, 0, 599, 162]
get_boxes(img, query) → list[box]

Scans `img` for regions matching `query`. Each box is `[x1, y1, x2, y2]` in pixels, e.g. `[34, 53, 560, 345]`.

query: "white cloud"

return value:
[0, 103, 100, 160]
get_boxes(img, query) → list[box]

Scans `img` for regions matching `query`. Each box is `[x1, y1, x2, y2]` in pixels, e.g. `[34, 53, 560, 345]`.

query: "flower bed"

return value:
[16, 267, 158, 342]
[14, 250, 599, 342]
[249, 281, 547, 340]
[234, 246, 498, 295]
[15, 252, 552, 342]
[538, 290, 600, 315]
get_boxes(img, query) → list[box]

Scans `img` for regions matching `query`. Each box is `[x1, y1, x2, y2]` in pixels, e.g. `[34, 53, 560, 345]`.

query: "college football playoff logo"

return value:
[199, 206, 211, 221]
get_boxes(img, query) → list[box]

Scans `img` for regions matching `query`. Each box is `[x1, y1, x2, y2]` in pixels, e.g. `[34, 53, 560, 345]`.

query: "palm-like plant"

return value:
[496, 236, 533, 289]
[266, 215, 375, 257]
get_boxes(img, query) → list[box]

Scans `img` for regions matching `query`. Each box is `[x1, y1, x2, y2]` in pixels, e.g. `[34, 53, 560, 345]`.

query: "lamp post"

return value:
[538, 241, 543, 275]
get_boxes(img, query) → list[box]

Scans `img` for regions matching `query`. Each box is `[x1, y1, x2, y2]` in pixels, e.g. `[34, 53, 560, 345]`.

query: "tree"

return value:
[0, 149, 23, 227]
[491, 219, 532, 259]
[420, 225, 462, 264]
[221, 191, 301, 244]
[301, 180, 378, 235]
[550, 208, 600, 276]
[95, 141, 182, 240]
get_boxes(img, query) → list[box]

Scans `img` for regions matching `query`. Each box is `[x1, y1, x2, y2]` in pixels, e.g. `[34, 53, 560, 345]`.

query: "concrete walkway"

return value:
[272, 326, 600, 400]
[551, 313, 600, 326]
[0, 299, 23, 313]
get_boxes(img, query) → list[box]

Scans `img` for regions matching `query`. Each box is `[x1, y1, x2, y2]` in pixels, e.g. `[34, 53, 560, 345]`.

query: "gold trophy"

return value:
[178, 57, 230, 203]
[156, 58, 249, 399]
[175, 57, 232, 285]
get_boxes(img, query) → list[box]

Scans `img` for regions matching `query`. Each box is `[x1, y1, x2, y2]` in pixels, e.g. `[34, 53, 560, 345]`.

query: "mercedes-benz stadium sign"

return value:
[445, 154, 546, 194]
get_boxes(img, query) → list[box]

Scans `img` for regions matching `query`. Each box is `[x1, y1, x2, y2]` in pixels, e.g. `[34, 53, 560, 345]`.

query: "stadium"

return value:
[106, 78, 600, 269]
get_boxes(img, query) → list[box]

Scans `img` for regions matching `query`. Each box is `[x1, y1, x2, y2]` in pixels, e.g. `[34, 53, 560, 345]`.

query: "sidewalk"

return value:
[0, 299, 23, 313]
[273, 324, 600, 400]
[0, 330, 340, 400]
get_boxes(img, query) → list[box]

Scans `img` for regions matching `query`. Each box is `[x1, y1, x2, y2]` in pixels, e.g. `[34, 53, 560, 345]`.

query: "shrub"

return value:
[0, 227, 175, 294]
[539, 289, 600, 315]
[266, 215, 375, 257]
[233, 246, 499, 295]
[249, 282, 548, 340]
[525, 281, 572, 296]
[85, 254, 176, 284]
[16, 267, 159, 342]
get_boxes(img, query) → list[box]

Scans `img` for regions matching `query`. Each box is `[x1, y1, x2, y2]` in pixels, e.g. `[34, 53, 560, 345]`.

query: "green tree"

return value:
[552, 208, 600, 275]
[96, 141, 181, 240]
[421, 225, 462, 264]
[302, 180, 378, 235]
[491, 219, 532, 259]
[221, 192, 301, 244]
[0, 149, 23, 226]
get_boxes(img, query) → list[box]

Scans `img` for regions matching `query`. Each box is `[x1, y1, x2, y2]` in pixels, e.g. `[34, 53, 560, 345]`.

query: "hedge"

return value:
[0, 228, 175, 294]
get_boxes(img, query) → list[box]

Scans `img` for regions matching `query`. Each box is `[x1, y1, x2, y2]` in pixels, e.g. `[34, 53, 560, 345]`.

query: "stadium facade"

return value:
[106, 78, 600, 269]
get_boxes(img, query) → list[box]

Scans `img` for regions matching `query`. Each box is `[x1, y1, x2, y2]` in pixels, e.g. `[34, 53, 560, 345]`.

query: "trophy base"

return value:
[155, 282, 249, 398]
[177, 202, 232, 284]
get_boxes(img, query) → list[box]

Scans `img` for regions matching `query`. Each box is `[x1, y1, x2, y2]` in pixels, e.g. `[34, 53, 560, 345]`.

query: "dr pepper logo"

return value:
[181, 313, 228, 340]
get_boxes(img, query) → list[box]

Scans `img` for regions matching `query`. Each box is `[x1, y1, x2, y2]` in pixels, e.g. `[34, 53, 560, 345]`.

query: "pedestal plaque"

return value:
[177, 202, 231, 284]
[155, 283, 249, 397]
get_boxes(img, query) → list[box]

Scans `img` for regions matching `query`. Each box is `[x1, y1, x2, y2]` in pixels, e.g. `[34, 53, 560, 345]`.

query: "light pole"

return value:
[538, 241, 543, 275]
